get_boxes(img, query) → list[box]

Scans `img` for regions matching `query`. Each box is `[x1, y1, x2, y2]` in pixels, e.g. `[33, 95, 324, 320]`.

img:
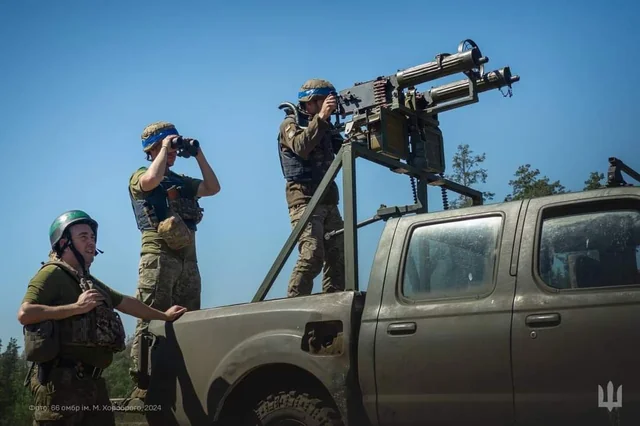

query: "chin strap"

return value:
[57, 230, 102, 276]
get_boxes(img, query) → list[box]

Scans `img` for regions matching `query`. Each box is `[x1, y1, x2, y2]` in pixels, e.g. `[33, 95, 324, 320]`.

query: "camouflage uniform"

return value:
[128, 122, 204, 383]
[28, 363, 114, 426]
[278, 79, 346, 297]
[22, 211, 126, 426]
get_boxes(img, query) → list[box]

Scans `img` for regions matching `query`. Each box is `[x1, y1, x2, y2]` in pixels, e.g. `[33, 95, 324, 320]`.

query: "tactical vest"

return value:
[24, 261, 126, 362]
[50, 261, 126, 353]
[129, 169, 203, 232]
[278, 115, 334, 184]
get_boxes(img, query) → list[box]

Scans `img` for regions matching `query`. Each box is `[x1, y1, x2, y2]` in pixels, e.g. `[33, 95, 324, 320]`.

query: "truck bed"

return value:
[138, 290, 366, 425]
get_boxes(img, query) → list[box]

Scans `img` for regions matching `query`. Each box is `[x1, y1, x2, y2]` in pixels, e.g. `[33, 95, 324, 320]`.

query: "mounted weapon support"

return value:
[254, 39, 520, 302]
[607, 157, 640, 187]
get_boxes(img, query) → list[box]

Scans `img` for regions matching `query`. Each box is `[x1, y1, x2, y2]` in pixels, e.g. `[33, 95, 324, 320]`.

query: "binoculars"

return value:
[171, 136, 200, 158]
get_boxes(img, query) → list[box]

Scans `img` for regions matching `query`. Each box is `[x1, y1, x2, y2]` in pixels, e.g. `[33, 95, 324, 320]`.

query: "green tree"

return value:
[446, 144, 495, 209]
[504, 164, 567, 201]
[0, 338, 31, 426]
[584, 171, 606, 190]
[102, 336, 135, 398]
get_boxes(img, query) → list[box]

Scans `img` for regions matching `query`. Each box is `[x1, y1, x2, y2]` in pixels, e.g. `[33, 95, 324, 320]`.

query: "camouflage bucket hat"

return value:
[141, 121, 179, 152]
[298, 79, 336, 102]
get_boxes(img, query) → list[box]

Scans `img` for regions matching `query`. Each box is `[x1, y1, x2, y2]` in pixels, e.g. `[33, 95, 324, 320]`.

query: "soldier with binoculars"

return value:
[127, 121, 221, 399]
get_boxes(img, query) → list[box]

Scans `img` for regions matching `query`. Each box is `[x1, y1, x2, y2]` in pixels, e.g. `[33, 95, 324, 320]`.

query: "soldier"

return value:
[128, 121, 220, 396]
[18, 210, 187, 426]
[278, 79, 346, 297]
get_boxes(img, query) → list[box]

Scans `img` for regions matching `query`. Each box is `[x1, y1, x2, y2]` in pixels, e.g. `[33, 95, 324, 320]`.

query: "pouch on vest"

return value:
[157, 213, 194, 250]
[23, 320, 59, 363]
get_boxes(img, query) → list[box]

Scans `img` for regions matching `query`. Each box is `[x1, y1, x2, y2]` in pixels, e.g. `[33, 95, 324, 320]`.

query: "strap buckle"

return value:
[90, 366, 103, 379]
[72, 361, 103, 380]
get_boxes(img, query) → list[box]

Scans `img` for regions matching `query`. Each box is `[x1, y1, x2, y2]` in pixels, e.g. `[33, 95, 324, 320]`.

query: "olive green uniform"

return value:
[279, 114, 346, 297]
[23, 264, 124, 425]
[128, 168, 203, 374]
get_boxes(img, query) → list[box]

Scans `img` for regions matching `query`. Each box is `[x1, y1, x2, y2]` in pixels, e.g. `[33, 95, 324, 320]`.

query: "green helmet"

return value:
[298, 79, 336, 103]
[49, 210, 98, 250]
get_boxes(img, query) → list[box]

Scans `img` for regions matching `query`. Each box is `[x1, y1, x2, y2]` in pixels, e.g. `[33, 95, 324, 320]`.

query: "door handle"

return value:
[525, 313, 561, 328]
[387, 322, 417, 335]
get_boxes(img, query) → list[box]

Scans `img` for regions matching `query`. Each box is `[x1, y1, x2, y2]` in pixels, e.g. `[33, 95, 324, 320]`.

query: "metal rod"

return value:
[350, 142, 483, 204]
[342, 144, 359, 292]
[255, 138, 486, 302]
[417, 178, 428, 214]
[252, 146, 345, 302]
[325, 216, 382, 240]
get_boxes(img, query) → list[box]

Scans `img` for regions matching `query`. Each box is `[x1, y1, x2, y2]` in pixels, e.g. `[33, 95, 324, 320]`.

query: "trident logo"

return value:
[598, 381, 622, 412]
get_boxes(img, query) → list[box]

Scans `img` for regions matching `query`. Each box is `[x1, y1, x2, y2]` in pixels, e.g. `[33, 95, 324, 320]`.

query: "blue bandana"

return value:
[298, 87, 335, 100]
[141, 127, 179, 150]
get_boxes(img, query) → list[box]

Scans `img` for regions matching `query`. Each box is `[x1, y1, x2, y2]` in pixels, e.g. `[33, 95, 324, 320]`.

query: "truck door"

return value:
[512, 193, 640, 425]
[373, 203, 521, 426]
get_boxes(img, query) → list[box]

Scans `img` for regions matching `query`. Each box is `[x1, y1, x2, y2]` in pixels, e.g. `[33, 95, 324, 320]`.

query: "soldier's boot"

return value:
[124, 370, 147, 403]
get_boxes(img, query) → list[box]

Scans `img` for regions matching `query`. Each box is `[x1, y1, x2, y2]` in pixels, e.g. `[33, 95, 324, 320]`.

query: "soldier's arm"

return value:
[115, 296, 186, 322]
[280, 115, 331, 160]
[194, 148, 221, 197]
[330, 126, 345, 154]
[18, 302, 85, 325]
[18, 267, 108, 325]
[18, 287, 105, 325]
[139, 145, 171, 192]
[138, 136, 179, 192]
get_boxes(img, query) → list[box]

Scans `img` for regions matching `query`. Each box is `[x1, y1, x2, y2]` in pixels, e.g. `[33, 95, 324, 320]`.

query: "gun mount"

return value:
[607, 157, 640, 187]
[333, 39, 519, 176]
[254, 39, 520, 302]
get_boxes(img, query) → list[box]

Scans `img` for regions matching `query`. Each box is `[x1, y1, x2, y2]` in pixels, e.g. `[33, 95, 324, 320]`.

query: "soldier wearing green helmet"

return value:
[18, 210, 187, 425]
[277, 79, 346, 297]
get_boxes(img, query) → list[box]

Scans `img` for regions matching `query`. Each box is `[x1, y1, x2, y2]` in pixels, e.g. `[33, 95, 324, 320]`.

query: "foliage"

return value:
[446, 144, 495, 209]
[0, 336, 135, 426]
[103, 336, 136, 398]
[504, 164, 567, 201]
[584, 171, 606, 190]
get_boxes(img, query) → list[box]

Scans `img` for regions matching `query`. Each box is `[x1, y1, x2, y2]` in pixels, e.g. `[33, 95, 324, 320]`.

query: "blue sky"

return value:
[1, 0, 639, 347]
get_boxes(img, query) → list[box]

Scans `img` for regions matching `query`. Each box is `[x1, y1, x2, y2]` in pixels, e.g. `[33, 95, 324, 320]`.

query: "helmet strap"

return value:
[58, 230, 89, 276]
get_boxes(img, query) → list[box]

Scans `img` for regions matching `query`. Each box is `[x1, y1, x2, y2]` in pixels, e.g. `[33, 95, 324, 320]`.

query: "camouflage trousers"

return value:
[29, 364, 114, 425]
[287, 203, 345, 297]
[130, 252, 201, 380]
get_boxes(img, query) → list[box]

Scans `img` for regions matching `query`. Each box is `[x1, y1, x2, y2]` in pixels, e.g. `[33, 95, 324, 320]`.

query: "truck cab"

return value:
[362, 186, 640, 426]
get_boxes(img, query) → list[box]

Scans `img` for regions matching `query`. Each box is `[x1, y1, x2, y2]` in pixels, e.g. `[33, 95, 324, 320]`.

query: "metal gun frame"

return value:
[254, 38, 519, 302]
[607, 157, 640, 187]
[252, 140, 483, 302]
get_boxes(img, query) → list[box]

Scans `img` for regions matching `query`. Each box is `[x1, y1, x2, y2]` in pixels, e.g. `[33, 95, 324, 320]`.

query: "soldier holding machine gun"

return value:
[274, 40, 519, 300]
[277, 79, 347, 298]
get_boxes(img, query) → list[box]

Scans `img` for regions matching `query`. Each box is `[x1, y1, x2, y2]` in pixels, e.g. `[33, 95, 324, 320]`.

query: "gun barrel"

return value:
[396, 48, 488, 89]
[427, 67, 519, 104]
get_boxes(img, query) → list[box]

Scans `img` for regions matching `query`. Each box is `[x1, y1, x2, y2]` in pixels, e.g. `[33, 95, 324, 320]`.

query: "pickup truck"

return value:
[127, 182, 640, 426]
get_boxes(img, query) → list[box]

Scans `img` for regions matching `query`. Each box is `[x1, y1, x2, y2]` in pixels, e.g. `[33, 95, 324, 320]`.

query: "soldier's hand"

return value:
[161, 135, 178, 152]
[164, 305, 187, 322]
[318, 95, 337, 121]
[75, 290, 105, 314]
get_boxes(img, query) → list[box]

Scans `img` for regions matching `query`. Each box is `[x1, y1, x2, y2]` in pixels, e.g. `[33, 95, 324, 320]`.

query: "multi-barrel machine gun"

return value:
[257, 39, 519, 301]
[331, 38, 518, 207]
[279, 39, 518, 209]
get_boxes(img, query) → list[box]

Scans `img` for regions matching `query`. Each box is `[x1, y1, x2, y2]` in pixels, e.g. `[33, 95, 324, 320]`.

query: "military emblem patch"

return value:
[286, 124, 295, 139]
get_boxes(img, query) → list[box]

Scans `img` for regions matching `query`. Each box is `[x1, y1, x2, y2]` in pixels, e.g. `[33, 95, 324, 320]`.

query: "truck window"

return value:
[401, 216, 502, 300]
[538, 208, 640, 289]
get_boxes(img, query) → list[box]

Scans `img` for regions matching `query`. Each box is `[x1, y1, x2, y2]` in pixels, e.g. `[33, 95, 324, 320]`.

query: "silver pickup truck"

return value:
[115, 37, 640, 424]
[128, 180, 640, 426]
